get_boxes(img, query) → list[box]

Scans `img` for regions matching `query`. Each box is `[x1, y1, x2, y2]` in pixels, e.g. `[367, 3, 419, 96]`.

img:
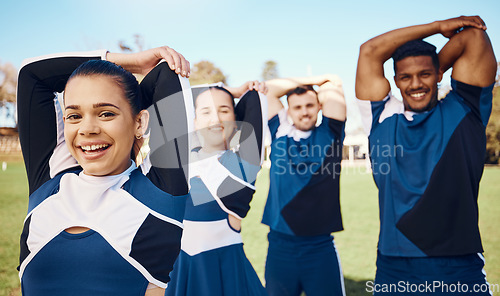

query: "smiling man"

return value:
[262, 74, 346, 296]
[356, 16, 496, 295]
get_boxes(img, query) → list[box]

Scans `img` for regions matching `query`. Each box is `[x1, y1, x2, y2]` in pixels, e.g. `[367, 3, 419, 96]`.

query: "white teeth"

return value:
[410, 92, 426, 98]
[81, 144, 109, 152]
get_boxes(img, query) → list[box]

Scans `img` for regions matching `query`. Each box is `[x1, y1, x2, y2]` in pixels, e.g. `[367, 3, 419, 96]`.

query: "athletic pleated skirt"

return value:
[165, 243, 266, 296]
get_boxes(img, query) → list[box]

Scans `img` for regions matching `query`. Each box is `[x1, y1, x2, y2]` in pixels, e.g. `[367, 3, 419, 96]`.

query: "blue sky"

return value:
[1, 0, 499, 131]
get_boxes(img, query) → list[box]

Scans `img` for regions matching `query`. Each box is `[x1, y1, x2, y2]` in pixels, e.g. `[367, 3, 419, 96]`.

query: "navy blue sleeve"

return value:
[369, 99, 390, 132]
[140, 63, 190, 196]
[218, 177, 255, 219]
[234, 90, 265, 164]
[319, 116, 345, 141]
[451, 78, 494, 127]
[218, 90, 266, 219]
[268, 113, 280, 141]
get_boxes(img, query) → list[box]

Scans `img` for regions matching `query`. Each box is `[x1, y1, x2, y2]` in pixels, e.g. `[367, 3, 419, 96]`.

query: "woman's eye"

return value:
[99, 112, 116, 118]
[65, 114, 81, 121]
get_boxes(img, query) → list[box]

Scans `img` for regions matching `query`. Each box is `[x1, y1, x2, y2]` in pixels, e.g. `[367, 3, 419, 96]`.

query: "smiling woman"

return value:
[16, 47, 191, 296]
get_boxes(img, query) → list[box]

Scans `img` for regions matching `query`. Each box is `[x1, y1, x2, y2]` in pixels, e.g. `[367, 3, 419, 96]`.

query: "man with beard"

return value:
[262, 74, 346, 296]
[356, 16, 496, 295]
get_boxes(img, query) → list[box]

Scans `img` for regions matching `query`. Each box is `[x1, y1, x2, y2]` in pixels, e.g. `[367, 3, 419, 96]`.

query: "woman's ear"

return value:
[136, 110, 150, 137]
[133, 110, 150, 164]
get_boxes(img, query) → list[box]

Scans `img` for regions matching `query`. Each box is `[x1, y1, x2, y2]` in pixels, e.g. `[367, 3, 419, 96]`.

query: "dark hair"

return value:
[192, 86, 235, 110]
[392, 40, 439, 73]
[66, 60, 142, 115]
[285, 85, 317, 101]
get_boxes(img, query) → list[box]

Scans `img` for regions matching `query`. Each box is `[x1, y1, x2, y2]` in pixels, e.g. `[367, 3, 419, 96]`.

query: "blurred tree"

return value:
[486, 85, 500, 164]
[118, 41, 132, 52]
[262, 60, 278, 81]
[189, 61, 227, 85]
[0, 61, 17, 128]
[118, 34, 145, 53]
[0, 61, 17, 103]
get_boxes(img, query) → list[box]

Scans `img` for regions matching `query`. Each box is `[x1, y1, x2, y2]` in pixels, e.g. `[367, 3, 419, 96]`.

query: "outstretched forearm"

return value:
[266, 75, 331, 98]
[224, 80, 267, 98]
[361, 22, 442, 65]
[107, 46, 190, 77]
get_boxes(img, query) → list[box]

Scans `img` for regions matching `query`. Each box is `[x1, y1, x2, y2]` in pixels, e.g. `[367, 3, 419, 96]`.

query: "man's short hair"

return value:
[286, 85, 317, 101]
[392, 39, 439, 73]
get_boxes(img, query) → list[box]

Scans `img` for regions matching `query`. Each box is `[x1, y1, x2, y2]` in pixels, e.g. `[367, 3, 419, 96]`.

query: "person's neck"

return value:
[82, 160, 133, 177]
[293, 125, 315, 132]
[198, 146, 226, 157]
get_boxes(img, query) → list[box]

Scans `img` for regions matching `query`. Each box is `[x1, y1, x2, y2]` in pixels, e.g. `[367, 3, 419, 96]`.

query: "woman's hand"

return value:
[107, 46, 190, 77]
[225, 80, 268, 98]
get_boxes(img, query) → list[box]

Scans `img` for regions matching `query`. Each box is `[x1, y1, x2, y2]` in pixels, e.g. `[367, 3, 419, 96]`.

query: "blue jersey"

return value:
[263, 110, 345, 236]
[358, 78, 494, 257]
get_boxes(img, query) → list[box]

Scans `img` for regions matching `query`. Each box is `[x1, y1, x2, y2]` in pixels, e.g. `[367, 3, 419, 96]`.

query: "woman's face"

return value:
[63, 75, 141, 176]
[194, 89, 236, 152]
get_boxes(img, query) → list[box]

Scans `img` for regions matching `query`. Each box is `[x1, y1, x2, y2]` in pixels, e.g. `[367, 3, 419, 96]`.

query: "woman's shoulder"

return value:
[28, 169, 82, 212]
[122, 168, 186, 223]
[123, 169, 168, 197]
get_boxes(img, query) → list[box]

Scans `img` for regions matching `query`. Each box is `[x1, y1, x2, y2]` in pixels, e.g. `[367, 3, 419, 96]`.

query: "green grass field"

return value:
[0, 160, 499, 295]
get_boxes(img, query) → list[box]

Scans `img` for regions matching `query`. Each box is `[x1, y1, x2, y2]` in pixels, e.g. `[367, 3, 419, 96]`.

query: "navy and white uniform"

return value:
[263, 109, 346, 296]
[17, 51, 191, 295]
[165, 89, 267, 296]
[357, 78, 494, 295]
